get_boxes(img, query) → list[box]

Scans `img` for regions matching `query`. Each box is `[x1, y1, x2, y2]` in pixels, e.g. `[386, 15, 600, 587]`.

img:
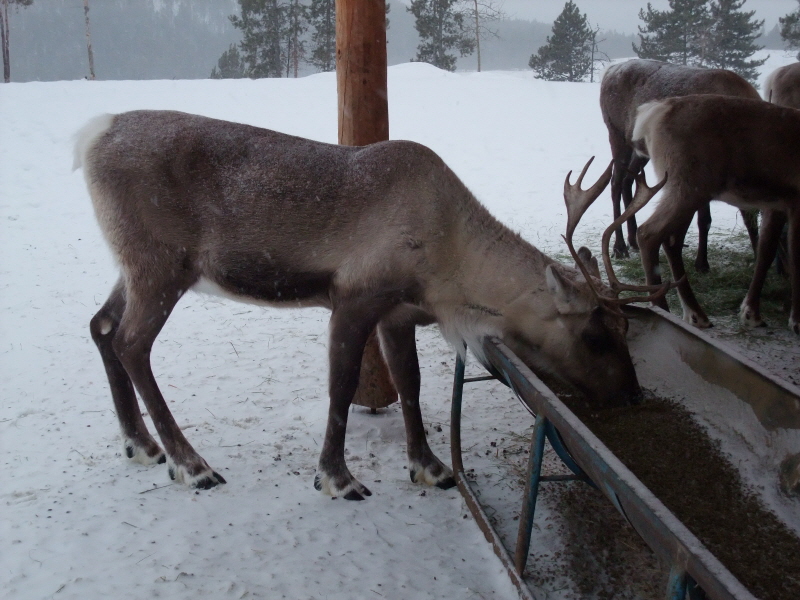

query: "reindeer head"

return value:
[504, 158, 671, 407]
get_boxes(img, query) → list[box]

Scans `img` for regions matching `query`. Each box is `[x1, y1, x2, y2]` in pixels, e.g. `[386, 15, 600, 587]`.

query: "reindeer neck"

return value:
[425, 196, 560, 342]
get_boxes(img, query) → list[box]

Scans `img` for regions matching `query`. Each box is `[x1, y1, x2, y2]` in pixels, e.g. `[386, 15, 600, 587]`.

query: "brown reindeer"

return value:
[75, 110, 666, 498]
[764, 62, 800, 107]
[739, 62, 800, 326]
[600, 59, 761, 268]
[632, 95, 800, 334]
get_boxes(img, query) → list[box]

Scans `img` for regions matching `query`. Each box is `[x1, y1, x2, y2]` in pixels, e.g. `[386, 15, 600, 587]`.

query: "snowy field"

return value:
[2, 51, 797, 600]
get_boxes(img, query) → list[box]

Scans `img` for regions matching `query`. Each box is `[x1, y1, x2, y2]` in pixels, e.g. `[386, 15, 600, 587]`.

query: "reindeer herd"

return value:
[74, 59, 799, 497]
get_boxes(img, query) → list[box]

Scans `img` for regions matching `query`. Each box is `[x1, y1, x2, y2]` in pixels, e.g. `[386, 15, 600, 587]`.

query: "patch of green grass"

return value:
[610, 232, 790, 322]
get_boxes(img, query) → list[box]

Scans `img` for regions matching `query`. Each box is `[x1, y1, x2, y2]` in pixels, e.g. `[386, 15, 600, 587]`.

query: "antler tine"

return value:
[601, 170, 671, 296]
[563, 157, 613, 240]
[598, 170, 683, 308]
[562, 158, 613, 296]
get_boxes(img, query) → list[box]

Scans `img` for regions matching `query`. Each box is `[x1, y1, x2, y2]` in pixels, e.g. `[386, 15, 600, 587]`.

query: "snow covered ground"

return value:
[2, 51, 797, 600]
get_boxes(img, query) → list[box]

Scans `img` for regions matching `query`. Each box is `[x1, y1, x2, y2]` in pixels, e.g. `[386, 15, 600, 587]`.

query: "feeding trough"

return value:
[451, 306, 800, 600]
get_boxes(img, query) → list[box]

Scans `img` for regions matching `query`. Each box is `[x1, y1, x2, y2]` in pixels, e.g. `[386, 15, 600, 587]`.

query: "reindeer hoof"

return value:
[687, 313, 712, 328]
[435, 476, 457, 490]
[612, 246, 629, 259]
[195, 472, 226, 490]
[409, 460, 455, 489]
[314, 470, 371, 500]
[123, 438, 165, 466]
[739, 305, 765, 329]
[166, 457, 226, 488]
[694, 260, 710, 274]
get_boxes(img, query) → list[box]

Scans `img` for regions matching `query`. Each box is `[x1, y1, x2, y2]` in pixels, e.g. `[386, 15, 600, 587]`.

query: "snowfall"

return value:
[2, 51, 797, 600]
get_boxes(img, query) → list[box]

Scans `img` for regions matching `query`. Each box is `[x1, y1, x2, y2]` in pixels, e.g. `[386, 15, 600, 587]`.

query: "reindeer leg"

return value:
[788, 210, 799, 335]
[315, 298, 391, 500]
[637, 217, 668, 311]
[90, 278, 165, 466]
[741, 209, 760, 255]
[740, 209, 785, 328]
[662, 224, 711, 328]
[113, 274, 225, 489]
[694, 203, 712, 274]
[377, 319, 455, 490]
[637, 188, 707, 325]
[609, 137, 631, 258]
[623, 154, 648, 252]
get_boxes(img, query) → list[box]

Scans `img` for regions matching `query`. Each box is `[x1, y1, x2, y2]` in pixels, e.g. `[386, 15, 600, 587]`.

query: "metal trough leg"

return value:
[667, 566, 688, 600]
[514, 413, 547, 575]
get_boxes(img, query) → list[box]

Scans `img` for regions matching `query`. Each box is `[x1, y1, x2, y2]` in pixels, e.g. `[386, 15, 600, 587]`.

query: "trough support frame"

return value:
[450, 339, 754, 600]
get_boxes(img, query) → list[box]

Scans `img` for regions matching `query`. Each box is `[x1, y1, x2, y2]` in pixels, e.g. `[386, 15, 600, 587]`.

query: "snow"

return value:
[2, 50, 797, 600]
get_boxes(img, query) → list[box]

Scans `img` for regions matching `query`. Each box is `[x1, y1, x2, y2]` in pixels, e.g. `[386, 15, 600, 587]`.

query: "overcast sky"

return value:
[473, 0, 797, 34]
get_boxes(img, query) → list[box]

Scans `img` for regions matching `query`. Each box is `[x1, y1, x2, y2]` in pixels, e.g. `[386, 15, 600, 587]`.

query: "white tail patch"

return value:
[72, 113, 115, 171]
[631, 101, 671, 176]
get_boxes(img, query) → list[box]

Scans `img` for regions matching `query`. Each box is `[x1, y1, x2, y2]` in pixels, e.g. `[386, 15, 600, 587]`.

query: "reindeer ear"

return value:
[546, 264, 594, 315]
[575, 246, 601, 280]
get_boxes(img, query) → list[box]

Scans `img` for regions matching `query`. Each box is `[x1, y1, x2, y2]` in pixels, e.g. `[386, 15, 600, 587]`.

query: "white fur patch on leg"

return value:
[166, 456, 226, 489]
[123, 438, 165, 466]
[409, 460, 455, 488]
[679, 298, 712, 329]
[739, 300, 765, 328]
[313, 468, 371, 500]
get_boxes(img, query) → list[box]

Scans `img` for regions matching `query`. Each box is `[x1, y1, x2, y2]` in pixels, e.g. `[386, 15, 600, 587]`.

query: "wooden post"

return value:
[336, 0, 396, 410]
[336, 0, 389, 145]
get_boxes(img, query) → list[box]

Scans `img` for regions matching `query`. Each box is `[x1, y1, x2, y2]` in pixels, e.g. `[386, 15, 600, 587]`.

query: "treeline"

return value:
[1, 0, 797, 82]
[529, 0, 800, 84]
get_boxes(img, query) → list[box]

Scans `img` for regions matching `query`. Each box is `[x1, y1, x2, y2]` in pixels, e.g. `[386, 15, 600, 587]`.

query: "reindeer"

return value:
[601, 59, 761, 268]
[632, 95, 800, 334]
[75, 110, 668, 498]
[739, 62, 800, 325]
[764, 62, 800, 108]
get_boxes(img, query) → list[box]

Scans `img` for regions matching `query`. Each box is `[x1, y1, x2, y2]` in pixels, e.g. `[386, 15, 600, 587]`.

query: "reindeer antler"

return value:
[598, 170, 682, 304]
[563, 159, 682, 311]
[562, 157, 613, 299]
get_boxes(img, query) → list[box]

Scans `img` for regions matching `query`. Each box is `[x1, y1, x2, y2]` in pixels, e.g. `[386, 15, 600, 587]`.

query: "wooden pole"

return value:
[336, 0, 396, 410]
[336, 0, 389, 145]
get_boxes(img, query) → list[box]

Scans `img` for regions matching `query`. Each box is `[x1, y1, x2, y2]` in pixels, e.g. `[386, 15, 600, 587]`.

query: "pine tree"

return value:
[308, 0, 335, 72]
[211, 43, 246, 79]
[780, 0, 800, 59]
[528, 1, 593, 82]
[230, 0, 286, 78]
[408, 0, 475, 72]
[283, 0, 307, 78]
[705, 0, 766, 84]
[633, 0, 712, 66]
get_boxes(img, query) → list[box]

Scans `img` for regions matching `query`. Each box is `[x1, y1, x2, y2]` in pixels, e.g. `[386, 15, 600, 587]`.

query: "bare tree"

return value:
[460, 0, 504, 72]
[588, 25, 609, 82]
[0, 0, 32, 83]
[83, 0, 95, 80]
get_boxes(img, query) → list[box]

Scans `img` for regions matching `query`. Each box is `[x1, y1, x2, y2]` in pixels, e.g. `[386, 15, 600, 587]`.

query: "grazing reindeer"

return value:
[764, 62, 800, 108]
[740, 63, 800, 325]
[600, 59, 761, 268]
[632, 95, 800, 334]
[75, 110, 665, 498]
